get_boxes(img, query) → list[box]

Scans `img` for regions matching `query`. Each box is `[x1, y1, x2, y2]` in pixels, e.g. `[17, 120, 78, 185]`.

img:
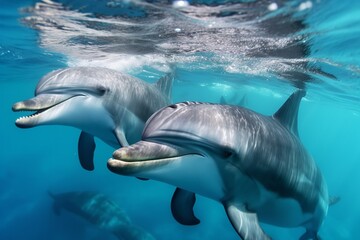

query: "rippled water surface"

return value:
[1, 0, 360, 239]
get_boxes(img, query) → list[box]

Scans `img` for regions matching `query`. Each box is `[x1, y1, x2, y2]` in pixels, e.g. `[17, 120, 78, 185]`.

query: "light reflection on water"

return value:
[17, 0, 360, 107]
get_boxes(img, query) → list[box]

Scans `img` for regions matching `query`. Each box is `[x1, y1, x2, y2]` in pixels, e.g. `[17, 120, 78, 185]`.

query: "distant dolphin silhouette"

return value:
[108, 90, 331, 240]
[12, 67, 173, 171]
[49, 191, 156, 240]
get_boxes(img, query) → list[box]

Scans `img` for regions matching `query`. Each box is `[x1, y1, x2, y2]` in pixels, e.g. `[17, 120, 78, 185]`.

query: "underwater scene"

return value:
[1, 0, 360, 239]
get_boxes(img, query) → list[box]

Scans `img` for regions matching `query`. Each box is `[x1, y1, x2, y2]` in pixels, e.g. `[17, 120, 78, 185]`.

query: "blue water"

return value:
[1, 0, 360, 239]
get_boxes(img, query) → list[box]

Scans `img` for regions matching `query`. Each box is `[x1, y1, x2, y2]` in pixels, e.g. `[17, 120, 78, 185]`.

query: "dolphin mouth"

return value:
[12, 94, 83, 128]
[107, 140, 202, 176]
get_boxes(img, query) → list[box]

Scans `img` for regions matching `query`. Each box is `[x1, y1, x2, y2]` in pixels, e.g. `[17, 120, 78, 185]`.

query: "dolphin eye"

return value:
[96, 86, 108, 95]
[222, 150, 233, 158]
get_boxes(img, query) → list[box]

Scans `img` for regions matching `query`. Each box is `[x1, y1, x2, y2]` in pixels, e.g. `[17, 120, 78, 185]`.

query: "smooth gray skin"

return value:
[108, 91, 330, 240]
[12, 67, 173, 170]
[49, 191, 156, 240]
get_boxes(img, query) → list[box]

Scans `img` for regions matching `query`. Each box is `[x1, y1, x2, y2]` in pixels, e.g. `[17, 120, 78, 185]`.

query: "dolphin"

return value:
[49, 191, 156, 240]
[12, 67, 173, 171]
[108, 90, 331, 240]
[12, 66, 200, 226]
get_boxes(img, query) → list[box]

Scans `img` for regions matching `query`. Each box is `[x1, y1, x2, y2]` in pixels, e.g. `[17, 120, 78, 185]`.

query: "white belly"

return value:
[140, 154, 225, 201]
[253, 185, 312, 227]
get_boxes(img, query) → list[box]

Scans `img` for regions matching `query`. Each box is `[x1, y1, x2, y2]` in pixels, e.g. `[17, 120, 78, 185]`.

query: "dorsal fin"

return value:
[220, 96, 227, 104]
[155, 70, 174, 100]
[273, 90, 306, 136]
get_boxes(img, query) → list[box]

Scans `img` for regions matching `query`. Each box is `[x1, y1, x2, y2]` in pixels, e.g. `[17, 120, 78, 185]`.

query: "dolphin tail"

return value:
[298, 196, 340, 240]
[329, 195, 341, 206]
[47, 191, 62, 216]
[155, 68, 174, 100]
[299, 196, 339, 240]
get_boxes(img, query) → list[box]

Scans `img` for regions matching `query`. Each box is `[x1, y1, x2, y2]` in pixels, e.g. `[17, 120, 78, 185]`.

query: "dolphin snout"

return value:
[108, 140, 193, 176]
[111, 141, 183, 161]
[12, 94, 74, 112]
[12, 99, 37, 111]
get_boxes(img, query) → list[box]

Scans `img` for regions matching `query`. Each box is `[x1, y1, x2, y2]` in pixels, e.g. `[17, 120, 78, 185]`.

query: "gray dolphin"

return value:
[12, 67, 173, 171]
[49, 191, 156, 240]
[12, 66, 200, 226]
[108, 90, 331, 240]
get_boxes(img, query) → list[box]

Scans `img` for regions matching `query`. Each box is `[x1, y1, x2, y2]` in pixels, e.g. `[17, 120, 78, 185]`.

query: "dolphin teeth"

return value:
[16, 111, 41, 122]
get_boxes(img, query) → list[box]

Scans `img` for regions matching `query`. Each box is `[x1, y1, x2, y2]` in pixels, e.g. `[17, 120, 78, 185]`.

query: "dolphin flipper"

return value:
[115, 128, 147, 181]
[299, 230, 321, 240]
[224, 204, 271, 240]
[114, 128, 129, 147]
[78, 131, 96, 171]
[171, 187, 200, 225]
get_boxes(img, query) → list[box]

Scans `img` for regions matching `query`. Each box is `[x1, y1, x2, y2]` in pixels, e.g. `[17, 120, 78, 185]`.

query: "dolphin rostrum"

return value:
[12, 67, 173, 171]
[108, 90, 330, 240]
[49, 191, 156, 240]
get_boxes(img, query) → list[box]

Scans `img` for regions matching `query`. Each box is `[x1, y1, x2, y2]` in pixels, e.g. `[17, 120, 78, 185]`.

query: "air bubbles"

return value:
[268, 3, 278, 11]
[172, 0, 189, 9]
[298, 1, 313, 11]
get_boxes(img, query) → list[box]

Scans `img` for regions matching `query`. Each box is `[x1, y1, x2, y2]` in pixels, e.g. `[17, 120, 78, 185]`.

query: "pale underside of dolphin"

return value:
[108, 90, 330, 240]
[12, 66, 200, 226]
[49, 191, 156, 240]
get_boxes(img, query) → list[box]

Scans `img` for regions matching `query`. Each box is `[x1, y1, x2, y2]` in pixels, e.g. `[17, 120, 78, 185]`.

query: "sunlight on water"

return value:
[17, 0, 360, 107]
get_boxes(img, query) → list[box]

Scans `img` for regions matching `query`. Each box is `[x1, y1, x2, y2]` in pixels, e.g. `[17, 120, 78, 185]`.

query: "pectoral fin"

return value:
[224, 204, 271, 240]
[299, 230, 321, 240]
[171, 187, 200, 225]
[78, 131, 96, 171]
[114, 128, 129, 147]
